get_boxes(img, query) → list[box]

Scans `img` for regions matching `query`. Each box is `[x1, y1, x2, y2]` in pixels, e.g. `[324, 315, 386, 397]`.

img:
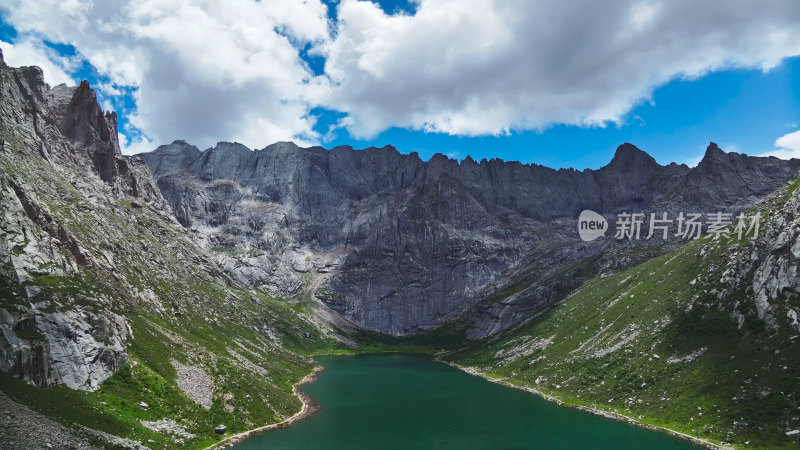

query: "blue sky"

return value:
[1, 0, 799, 170]
[314, 57, 800, 169]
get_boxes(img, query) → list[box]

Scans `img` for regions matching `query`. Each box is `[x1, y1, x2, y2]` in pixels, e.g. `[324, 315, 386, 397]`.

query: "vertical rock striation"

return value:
[140, 137, 800, 336]
[0, 52, 174, 390]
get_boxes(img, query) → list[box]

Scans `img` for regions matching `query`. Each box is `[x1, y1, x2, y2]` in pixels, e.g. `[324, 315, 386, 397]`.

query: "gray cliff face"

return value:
[0, 53, 226, 390]
[140, 137, 800, 337]
[714, 180, 800, 331]
[0, 56, 143, 389]
[465, 143, 800, 339]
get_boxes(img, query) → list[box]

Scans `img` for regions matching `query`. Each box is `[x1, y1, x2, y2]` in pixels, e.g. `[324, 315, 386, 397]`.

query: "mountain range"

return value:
[140, 136, 800, 338]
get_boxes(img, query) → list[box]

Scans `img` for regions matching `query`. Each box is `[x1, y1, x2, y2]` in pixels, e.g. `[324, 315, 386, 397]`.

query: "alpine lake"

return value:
[232, 353, 699, 449]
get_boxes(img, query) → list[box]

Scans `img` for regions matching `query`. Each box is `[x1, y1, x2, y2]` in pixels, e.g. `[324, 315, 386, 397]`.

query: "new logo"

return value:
[578, 210, 607, 242]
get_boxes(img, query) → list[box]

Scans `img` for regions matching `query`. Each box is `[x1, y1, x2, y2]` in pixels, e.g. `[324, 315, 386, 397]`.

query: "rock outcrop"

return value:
[0, 52, 147, 390]
[715, 179, 800, 329]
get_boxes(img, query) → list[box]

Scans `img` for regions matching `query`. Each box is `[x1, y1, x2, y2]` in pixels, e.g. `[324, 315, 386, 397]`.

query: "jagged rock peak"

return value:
[429, 152, 453, 163]
[695, 142, 738, 170]
[142, 141, 202, 178]
[154, 140, 200, 153]
[702, 141, 727, 159]
[201, 142, 253, 164]
[376, 144, 398, 153]
[606, 142, 660, 170]
[61, 81, 118, 148]
[262, 141, 300, 152]
[56, 80, 121, 182]
[208, 141, 251, 153]
[331, 144, 355, 152]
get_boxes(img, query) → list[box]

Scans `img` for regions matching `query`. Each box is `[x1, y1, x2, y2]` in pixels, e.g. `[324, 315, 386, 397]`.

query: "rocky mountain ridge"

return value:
[141, 138, 800, 337]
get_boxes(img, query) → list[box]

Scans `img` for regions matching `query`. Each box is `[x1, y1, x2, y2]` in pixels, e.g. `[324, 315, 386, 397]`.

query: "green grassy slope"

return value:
[442, 180, 800, 449]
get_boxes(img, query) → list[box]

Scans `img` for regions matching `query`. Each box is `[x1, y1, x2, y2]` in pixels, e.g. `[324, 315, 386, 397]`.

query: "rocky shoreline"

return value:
[205, 365, 324, 449]
[441, 360, 731, 450]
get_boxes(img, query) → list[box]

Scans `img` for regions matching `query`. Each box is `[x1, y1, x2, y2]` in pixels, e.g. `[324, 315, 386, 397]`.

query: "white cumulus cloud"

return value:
[1, 0, 800, 152]
[1, 0, 331, 154]
[763, 130, 800, 159]
[318, 0, 800, 139]
[0, 38, 74, 86]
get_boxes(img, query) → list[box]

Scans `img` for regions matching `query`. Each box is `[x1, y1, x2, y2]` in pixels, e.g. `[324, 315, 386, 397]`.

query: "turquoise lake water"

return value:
[233, 353, 698, 449]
